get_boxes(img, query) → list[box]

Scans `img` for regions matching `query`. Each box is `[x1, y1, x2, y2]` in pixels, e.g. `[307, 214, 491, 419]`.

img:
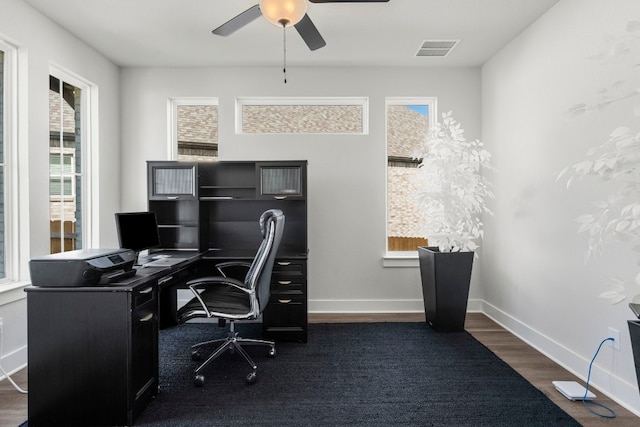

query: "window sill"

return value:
[382, 252, 419, 268]
[0, 281, 30, 305]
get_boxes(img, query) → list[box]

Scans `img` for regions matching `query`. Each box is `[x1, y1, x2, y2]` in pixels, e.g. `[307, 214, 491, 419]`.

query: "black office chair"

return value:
[177, 209, 285, 386]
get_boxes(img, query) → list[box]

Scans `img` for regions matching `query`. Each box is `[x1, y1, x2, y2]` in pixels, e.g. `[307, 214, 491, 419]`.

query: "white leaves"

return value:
[598, 291, 627, 305]
[565, 103, 589, 117]
[413, 111, 493, 253]
[558, 21, 640, 303]
[598, 277, 634, 304]
[610, 126, 631, 138]
[566, 21, 640, 119]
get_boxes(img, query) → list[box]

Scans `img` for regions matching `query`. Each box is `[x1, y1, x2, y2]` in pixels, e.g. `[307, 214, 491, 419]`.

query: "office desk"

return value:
[25, 252, 200, 427]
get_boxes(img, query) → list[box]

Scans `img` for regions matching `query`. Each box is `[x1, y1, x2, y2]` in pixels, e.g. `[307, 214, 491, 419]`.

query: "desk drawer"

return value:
[271, 277, 305, 291]
[263, 292, 306, 341]
[273, 259, 306, 276]
[269, 291, 304, 305]
[134, 284, 156, 309]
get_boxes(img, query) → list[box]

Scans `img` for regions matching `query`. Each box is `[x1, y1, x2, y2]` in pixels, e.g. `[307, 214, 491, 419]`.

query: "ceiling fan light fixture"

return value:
[260, 0, 308, 27]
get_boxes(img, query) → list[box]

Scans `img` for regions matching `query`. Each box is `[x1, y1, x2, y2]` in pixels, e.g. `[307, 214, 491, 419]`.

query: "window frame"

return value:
[49, 152, 76, 198]
[168, 97, 219, 161]
[235, 97, 369, 135]
[0, 37, 28, 293]
[49, 65, 98, 251]
[383, 97, 437, 267]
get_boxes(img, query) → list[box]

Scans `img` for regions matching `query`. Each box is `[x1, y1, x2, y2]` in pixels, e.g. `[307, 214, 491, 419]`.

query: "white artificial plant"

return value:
[558, 20, 640, 304]
[412, 111, 494, 253]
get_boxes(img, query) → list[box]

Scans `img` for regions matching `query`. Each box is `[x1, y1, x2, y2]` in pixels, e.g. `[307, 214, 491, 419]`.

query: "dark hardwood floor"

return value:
[1, 312, 638, 426]
[0, 367, 27, 426]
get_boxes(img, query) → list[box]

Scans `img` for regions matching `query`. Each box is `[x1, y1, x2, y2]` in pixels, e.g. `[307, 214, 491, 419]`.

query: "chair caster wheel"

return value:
[246, 372, 257, 385]
[191, 350, 202, 361]
[268, 347, 276, 357]
[194, 374, 205, 387]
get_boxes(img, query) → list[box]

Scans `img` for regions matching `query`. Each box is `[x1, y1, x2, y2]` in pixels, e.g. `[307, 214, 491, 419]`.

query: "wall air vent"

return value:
[415, 40, 459, 58]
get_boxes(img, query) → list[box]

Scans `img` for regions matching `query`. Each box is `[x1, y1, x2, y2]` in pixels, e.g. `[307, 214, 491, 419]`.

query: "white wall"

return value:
[120, 66, 481, 313]
[0, 0, 120, 376]
[482, 0, 640, 415]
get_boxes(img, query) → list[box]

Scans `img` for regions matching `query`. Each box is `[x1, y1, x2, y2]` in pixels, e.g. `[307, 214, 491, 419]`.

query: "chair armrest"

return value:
[215, 261, 252, 278]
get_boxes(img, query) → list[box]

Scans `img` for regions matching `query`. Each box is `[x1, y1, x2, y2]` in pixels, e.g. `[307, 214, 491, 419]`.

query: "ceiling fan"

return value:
[212, 0, 390, 51]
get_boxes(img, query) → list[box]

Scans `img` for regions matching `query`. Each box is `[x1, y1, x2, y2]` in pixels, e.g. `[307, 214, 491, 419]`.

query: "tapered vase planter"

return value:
[418, 246, 474, 332]
[629, 321, 640, 396]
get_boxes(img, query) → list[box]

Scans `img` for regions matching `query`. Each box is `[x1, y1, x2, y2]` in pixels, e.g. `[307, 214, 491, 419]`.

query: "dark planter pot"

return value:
[628, 321, 640, 396]
[418, 246, 474, 332]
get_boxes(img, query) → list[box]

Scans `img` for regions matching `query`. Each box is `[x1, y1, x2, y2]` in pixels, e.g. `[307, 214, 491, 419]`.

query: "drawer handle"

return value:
[139, 286, 153, 294]
[278, 299, 292, 304]
[166, 196, 179, 200]
[277, 261, 291, 266]
[274, 195, 287, 200]
[278, 280, 292, 285]
[139, 312, 154, 322]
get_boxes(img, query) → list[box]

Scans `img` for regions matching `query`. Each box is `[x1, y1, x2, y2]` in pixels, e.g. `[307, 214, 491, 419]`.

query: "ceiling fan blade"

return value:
[309, 0, 389, 3]
[294, 14, 326, 51]
[212, 4, 262, 36]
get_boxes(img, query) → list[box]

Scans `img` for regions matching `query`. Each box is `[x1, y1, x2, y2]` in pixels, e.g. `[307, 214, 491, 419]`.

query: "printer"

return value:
[29, 248, 137, 287]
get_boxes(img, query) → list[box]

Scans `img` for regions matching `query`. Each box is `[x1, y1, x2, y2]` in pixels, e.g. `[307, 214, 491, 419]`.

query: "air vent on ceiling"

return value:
[415, 40, 459, 58]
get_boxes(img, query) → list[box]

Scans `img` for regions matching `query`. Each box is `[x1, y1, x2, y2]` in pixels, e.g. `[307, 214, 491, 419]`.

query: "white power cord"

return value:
[0, 321, 27, 394]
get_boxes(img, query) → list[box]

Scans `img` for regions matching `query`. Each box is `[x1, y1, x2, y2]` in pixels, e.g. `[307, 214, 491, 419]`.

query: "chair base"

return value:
[190, 322, 275, 386]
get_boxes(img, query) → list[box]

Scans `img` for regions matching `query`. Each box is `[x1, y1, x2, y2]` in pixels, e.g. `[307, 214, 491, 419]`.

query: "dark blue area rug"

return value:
[132, 322, 579, 426]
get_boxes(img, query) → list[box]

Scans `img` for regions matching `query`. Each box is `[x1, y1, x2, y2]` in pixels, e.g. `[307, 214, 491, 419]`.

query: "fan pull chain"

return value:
[282, 23, 287, 84]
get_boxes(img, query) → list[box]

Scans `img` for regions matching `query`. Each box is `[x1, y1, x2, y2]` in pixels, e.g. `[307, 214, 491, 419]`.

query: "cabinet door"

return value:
[256, 162, 306, 200]
[148, 161, 197, 200]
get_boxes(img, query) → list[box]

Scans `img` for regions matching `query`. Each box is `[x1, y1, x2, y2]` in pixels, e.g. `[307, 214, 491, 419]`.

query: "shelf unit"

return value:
[147, 160, 308, 341]
[147, 161, 200, 250]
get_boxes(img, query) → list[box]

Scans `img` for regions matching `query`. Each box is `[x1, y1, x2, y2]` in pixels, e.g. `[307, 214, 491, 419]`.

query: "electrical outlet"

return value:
[608, 327, 620, 351]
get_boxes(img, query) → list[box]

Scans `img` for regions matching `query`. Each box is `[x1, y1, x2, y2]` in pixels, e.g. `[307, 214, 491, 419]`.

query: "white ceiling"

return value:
[23, 0, 560, 68]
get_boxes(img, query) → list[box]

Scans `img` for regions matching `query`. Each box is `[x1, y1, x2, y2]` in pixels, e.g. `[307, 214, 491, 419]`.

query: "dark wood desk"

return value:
[25, 252, 200, 427]
[25, 247, 307, 426]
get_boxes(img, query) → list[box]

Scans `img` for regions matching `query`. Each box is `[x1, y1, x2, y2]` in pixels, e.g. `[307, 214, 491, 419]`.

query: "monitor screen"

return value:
[115, 211, 160, 253]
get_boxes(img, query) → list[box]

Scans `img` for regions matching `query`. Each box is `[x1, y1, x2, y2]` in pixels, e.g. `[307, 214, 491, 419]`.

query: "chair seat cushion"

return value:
[177, 285, 252, 322]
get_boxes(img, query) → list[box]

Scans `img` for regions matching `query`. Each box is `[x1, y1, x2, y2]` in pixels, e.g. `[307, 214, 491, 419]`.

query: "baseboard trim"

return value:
[0, 344, 27, 381]
[479, 300, 640, 417]
[308, 298, 483, 314]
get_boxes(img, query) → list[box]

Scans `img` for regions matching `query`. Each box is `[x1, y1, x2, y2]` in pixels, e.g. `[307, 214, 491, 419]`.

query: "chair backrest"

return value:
[245, 209, 285, 314]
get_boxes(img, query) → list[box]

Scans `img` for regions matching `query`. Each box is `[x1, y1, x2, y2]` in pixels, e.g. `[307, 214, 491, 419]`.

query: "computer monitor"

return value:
[115, 212, 160, 259]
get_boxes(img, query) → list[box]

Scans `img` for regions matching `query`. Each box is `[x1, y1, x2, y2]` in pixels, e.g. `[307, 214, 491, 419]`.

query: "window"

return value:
[169, 98, 218, 161]
[0, 49, 5, 278]
[49, 73, 90, 254]
[237, 97, 368, 134]
[0, 38, 24, 285]
[386, 98, 436, 255]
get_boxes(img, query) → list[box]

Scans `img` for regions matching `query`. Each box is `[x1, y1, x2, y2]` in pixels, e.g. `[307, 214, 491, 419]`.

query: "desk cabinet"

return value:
[263, 259, 308, 342]
[149, 160, 309, 342]
[26, 282, 159, 426]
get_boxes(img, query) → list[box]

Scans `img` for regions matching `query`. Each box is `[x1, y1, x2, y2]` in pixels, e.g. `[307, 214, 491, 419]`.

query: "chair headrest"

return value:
[259, 209, 284, 237]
